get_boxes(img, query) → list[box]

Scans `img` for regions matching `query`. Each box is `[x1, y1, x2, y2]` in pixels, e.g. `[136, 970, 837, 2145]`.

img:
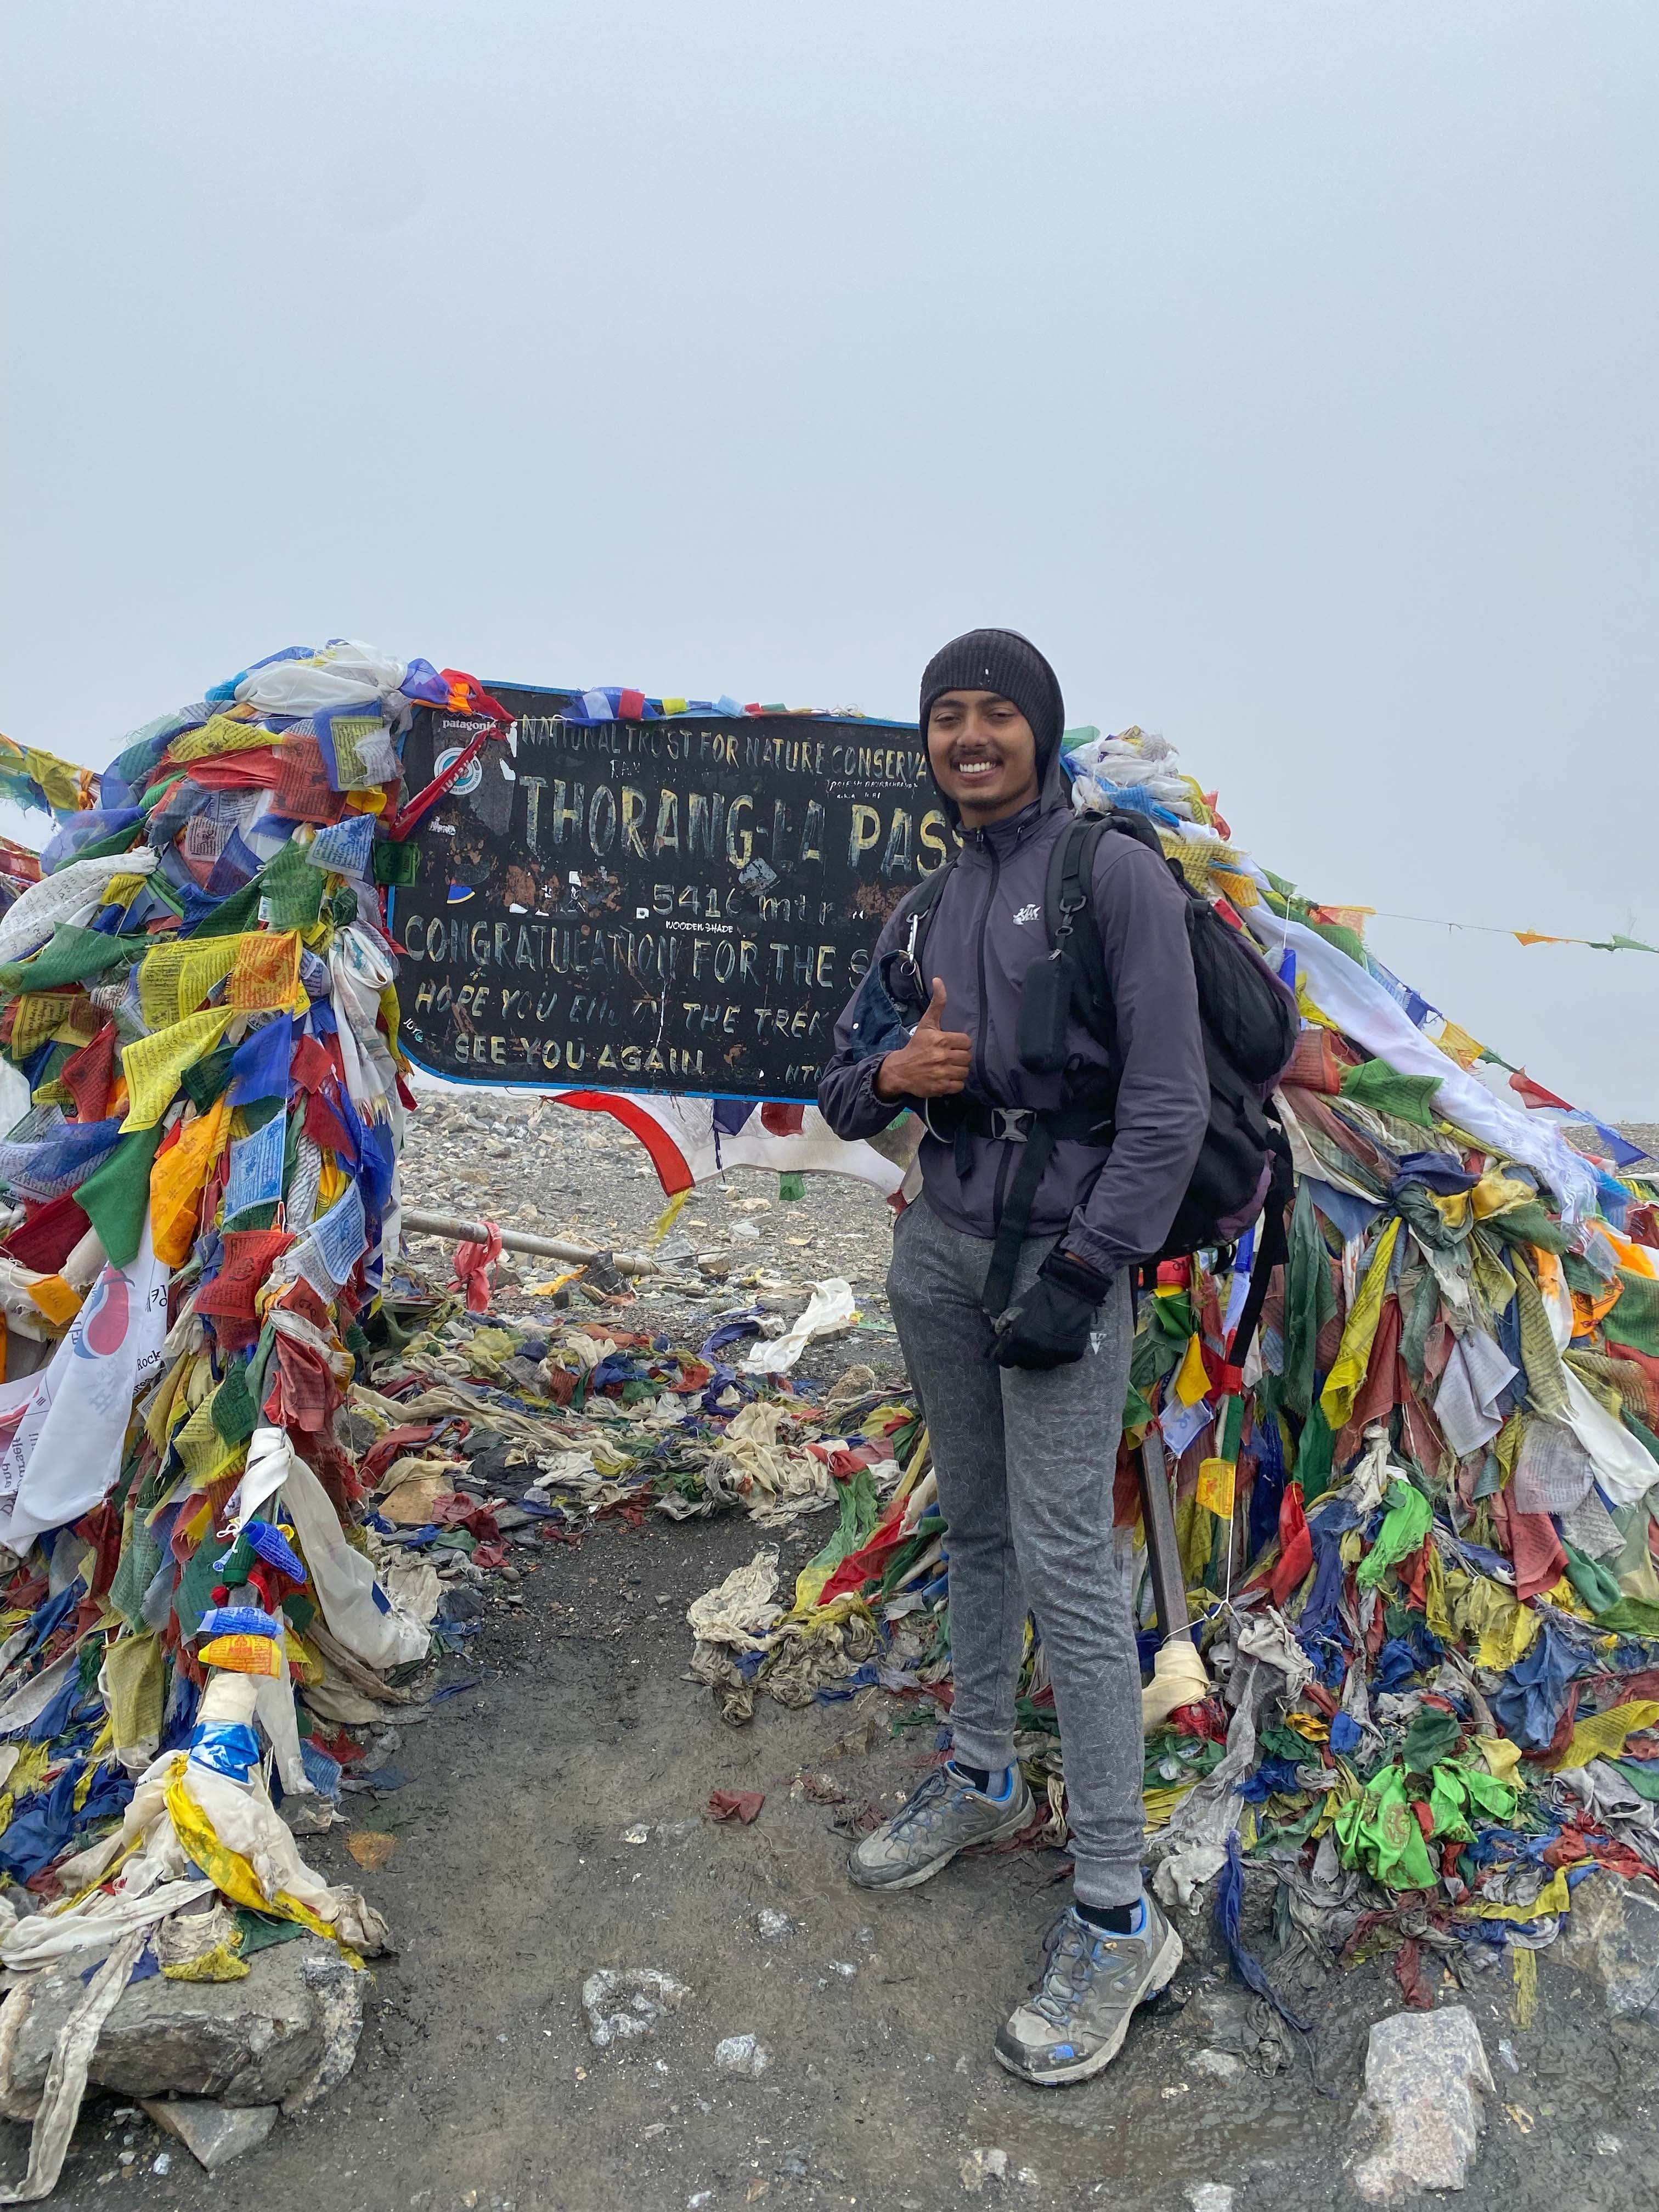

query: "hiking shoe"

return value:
[848, 1763, 1034, 1892]
[994, 1897, 1183, 2086]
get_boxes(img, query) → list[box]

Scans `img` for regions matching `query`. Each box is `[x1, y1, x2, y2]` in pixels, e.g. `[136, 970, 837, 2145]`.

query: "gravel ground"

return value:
[396, 1084, 912, 1383]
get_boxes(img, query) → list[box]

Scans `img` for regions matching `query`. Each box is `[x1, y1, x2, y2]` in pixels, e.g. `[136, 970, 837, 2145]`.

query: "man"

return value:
[817, 629, 1208, 2086]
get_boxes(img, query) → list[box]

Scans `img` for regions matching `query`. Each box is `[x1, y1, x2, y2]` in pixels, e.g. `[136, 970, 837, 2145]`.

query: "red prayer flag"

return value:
[1509, 1068, 1576, 1113]
[1269, 1480, 1314, 1607]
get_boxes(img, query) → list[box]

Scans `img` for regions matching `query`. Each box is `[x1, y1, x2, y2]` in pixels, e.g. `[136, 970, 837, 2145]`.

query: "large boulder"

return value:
[1347, 2006, 1494, 2202]
[10, 1938, 360, 2108]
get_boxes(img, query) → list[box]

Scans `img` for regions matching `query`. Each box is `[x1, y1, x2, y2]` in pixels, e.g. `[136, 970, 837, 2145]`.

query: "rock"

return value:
[1187, 1984, 1254, 2052]
[754, 1909, 794, 1940]
[140, 2098, 278, 2172]
[581, 1967, 690, 2050]
[1193, 2048, 1245, 2081]
[714, 2032, 769, 2078]
[12, 1939, 343, 2106]
[1552, 1870, 1659, 2027]
[1184, 2189, 1235, 2212]
[959, 2147, 1008, 2192]
[281, 1950, 364, 2114]
[439, 1584, 483, 1624]
[1347, 2006, 1494, 2202]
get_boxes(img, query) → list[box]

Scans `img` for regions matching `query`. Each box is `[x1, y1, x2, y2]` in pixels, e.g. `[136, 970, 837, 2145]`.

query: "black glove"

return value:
[990, 1250, 1113, 1372]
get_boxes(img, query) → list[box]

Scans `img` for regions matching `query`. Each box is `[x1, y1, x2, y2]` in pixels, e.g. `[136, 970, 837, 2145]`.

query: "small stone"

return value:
[581, 1968, 690, 2050]
[1193, 2049, 1245, 2081]
[622, 1824, 651, 1845]
[1183, 2190, 1234, 2212]
[1187, 1984, 1254, 2052]
[1594, 2133, 1623, 2156]
[831, 1961, 856, 1978]
[152, 2155, 172, 2177]
[1348, 2006, 1495, 2202]
[1496, 2038, 1519, 2073]
[140, 2099, 278, 2172]
[714, 2033, 768, 2078]
[959, 2147, 1008, 2193]
[755, 1909, 794, 1940]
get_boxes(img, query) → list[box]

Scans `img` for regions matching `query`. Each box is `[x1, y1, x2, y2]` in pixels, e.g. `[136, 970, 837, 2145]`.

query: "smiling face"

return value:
[926, 690, 1041, 826]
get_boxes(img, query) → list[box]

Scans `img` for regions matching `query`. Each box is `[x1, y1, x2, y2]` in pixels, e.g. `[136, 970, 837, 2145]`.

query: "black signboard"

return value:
[389, 685, 946, 1100]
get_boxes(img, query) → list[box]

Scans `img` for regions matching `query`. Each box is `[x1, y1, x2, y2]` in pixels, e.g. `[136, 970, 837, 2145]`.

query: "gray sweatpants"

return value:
[885, 1196, 1143, 1909]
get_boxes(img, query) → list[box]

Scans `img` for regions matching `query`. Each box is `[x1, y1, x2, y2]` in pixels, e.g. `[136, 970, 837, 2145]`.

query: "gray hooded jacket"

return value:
[816, 738, 1209, 1282]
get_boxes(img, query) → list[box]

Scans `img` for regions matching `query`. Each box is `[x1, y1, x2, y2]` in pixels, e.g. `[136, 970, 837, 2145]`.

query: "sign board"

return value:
[390, 685, 945, 1100]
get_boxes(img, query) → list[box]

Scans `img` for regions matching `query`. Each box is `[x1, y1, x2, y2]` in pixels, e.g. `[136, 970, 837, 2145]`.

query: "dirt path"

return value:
[32, 1493, 1656, 2212]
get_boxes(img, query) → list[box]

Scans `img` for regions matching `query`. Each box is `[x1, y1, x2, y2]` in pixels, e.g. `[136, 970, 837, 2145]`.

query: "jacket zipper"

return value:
[972, 830, 1000, 1101]
[972, 830, 1014, 1237]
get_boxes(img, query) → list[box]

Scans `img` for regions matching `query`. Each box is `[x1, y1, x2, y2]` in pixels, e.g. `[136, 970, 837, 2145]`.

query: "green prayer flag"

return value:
[1604, 1271, 1659, 1359]
[257, 842, 326, 930]
[67, 819, 144, 865]
[210, 1359, 258, 1446]
[0, 924, 132, 995]
[1339, 1057, 1442, 1128]
[190, 873, 264, 941]
[73, 1122, 163, 1269]
[1402, 1704, 1462, 1774]
[179, 1041, 238, 1112]
[1356, 1477, 1434, 1589]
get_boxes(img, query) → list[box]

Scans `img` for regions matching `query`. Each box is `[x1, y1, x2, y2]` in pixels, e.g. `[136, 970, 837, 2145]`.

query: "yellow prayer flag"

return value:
[1435, 1021, 1486, 1070]
[166, 714, 274, 764]
[10, 990, 80, 1059]
[227, 928, 306, 1014]
[1173, 1332, 1210, 1407]
[1559, 1699, 1659, 1772]
[137, 935, 241, 1028]
[120, 1007, 238, 1130]
[1196, 1457, 1236, 1517]
[1462, 1866, 1572, 1922]
[1476, 1735, 1522, 1782]
[1319, 1216, 1403, 1429]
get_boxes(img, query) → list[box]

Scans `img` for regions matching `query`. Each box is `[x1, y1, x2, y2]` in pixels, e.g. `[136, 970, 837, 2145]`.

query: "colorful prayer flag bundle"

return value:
[0, 641, 510, 2186]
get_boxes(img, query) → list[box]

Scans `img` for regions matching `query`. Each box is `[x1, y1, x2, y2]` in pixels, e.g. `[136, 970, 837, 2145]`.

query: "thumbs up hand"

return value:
[875, 977, 973, 1101]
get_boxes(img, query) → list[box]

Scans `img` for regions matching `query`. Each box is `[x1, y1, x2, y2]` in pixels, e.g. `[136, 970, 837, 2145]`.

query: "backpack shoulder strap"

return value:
[900, 856, 957, 966]
[1044, 816, 1112, 1033]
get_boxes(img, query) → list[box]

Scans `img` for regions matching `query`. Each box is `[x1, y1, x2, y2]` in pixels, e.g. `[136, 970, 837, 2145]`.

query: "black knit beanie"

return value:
[918, 629, 1065, 772]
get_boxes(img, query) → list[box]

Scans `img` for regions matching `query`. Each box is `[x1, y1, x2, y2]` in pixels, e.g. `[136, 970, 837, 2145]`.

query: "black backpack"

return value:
[902, 808, 1297, 1339]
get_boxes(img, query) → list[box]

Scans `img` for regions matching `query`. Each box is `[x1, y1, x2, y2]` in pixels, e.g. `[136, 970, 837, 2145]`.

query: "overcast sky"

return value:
[3, 4, 1654, 1111]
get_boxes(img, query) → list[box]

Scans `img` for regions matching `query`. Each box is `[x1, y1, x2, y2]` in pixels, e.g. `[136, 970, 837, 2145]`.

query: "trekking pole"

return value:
[400, 1207, 659, 1278]
[1136, 1424, 1211, 1729]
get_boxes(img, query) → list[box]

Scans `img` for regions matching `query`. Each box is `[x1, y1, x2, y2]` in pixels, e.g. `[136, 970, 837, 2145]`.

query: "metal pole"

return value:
[1137, 1423, 1192, 1643]
[400, 1206, 659, 1279]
